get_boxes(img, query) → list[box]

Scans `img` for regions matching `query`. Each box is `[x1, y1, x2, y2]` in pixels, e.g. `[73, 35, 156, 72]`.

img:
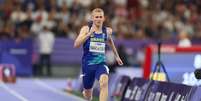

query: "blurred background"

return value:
[1, 0, 201, 76]
[1, 0, 201, 101]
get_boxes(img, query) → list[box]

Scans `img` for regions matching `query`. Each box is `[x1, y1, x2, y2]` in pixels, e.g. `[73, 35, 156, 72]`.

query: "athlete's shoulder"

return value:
[106, 27, 112, 35]
[81, 25, 90, 31]
[79, 25, 90, 34]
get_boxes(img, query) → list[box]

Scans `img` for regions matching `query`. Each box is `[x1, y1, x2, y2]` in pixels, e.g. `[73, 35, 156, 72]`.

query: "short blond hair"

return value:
[92, 8, 104, 15]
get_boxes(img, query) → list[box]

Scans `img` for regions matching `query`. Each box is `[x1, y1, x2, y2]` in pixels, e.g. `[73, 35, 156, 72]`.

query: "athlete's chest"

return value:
[89, 33, 107, 53]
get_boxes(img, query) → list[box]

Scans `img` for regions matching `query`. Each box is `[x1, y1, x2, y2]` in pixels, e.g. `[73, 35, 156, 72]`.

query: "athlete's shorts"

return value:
[82, 63, 109, 89]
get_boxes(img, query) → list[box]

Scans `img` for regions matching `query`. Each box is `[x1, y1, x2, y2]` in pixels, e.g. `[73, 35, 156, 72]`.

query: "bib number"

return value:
[89, 42, 105, 53]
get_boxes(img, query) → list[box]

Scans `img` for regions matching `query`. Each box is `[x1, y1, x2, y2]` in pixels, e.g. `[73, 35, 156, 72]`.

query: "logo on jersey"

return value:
[90, 38, 104, 42]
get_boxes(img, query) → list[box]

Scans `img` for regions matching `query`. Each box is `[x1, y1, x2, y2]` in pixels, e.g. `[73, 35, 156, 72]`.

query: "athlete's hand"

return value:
[87, 24, 96, 37]
[116, 56, 123, 66]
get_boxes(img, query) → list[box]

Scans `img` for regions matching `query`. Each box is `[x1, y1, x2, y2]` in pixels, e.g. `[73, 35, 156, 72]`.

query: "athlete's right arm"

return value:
[74, 26, 91, 48]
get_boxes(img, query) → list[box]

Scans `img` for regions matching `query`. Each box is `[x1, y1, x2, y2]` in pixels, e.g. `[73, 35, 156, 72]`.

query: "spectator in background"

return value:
[0, 21, 14, 39]
[53, 19, 68, 37]
[10, 4, 27, 25]
[22, 8, 33, 30]
[32, 5, 48, 26]
[117, 44, 129, 66]
[57, 2, 70, 24]
[16, 25, 30, 42]
[135, 44, 146, 67]
[57, 0, 73, 8]
[178, 31, 192, 47]
[44, 8, 57, 30]
[31, 14, 43, 37]
[37, 26, 55, 76]
[106, 48, 117, 73]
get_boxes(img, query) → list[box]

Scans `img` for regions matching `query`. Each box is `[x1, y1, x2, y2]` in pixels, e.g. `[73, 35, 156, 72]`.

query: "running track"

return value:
[0, 78, 86, 101]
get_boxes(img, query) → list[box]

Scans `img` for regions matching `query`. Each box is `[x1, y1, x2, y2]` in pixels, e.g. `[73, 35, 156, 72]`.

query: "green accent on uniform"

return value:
[90, 38, 105, 42]
[88, 54, 105, 65]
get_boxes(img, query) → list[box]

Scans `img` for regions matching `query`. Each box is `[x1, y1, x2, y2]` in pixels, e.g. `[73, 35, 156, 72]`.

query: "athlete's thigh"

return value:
[95, 64, 109, 81]
[82, 64, 96, 89]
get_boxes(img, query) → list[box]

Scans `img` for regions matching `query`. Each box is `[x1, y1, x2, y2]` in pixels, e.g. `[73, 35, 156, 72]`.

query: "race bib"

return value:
[89, 42, 105, 53]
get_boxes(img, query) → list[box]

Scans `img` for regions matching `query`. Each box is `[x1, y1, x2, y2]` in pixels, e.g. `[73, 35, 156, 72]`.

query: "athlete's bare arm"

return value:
[74, 26, 93, 48]
[107, 27, 123, 65]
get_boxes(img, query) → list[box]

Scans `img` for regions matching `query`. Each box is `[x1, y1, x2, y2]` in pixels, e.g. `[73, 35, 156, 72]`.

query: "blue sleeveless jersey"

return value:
[82, 26, 108, 65]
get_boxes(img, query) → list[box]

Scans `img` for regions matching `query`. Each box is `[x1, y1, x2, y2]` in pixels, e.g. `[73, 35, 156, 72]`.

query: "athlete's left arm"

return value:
[107, 27, 123, 66]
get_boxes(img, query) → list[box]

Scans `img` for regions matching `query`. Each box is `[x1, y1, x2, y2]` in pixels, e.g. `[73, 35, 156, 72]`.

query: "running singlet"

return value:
[82, 26, 108, 65]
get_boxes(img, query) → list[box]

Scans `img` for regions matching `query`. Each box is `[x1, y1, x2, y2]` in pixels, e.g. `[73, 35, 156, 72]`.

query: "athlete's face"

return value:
[92, 12, 105, 26]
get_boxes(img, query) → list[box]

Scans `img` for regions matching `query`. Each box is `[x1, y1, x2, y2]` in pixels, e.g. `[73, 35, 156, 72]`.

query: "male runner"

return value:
[74, 8, 123, 101]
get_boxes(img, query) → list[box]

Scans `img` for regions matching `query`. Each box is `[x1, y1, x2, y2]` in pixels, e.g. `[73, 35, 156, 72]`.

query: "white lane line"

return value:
[34, 79, 86, 101]
[0, 82, 29, 101]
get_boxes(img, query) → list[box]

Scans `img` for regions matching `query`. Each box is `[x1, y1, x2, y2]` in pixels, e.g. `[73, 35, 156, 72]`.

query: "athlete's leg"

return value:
[96, 64, 109, 101]
[82, 75, 94, 101]
[82, 64, 96, 101]
[99, 74, 109, 101]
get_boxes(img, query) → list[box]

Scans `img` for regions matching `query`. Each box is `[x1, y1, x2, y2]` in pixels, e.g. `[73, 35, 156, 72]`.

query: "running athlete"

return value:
[74, 8, 123, 101]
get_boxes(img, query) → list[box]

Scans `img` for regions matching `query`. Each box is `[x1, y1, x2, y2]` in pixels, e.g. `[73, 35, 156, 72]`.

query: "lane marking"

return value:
[34, 79, 86, 101]
[0, 82, 29, 101]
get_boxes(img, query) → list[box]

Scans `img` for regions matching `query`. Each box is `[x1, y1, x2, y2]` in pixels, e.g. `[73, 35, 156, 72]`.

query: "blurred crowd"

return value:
[0, 0, 200, 41]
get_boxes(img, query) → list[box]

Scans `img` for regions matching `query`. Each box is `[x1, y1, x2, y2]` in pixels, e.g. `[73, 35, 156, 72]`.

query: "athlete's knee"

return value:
[99, 74, 109, 89]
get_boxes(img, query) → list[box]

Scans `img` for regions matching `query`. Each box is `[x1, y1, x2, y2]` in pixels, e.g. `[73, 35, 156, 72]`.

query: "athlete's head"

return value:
[91, 8, 105, 27]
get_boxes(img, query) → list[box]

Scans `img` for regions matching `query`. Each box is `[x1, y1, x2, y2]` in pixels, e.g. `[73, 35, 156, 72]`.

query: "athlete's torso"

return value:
[82, 26, 108, 65]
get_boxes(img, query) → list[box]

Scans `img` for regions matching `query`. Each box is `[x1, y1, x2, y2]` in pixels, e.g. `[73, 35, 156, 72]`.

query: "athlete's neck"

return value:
[94, 25, 103, 33]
